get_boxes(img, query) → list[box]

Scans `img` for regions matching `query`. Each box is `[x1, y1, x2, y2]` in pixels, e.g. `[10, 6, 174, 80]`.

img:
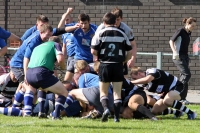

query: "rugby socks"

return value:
[172, 100, 193, 114]
[114, 99, 122, 120]
[54, 95, 66, 118]
[24, 91, 34, 115]
[0, 107, 22, 116]
[162, 108, 182, 116]
[12, 90, 25, 108]
[100, 96, 109, 111]
[136, 104, 155, 119]
[38, 90, 46, 113]
[63, 95, 75, 108]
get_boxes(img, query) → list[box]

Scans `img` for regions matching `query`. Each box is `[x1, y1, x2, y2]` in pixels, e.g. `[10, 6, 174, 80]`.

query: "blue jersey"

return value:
[21, 26, 57, 41]
[21, 26, 37, 41]
[78, 73, 112, 94]
[62, 33, 76, 57]
[0, 38, 7, 48]
[10, 33, 42, 68]
[0, 27, 11, 39]
[78, 73, 99, 88]
[10, 27, 59, 68]
[66, 23, 97, 63]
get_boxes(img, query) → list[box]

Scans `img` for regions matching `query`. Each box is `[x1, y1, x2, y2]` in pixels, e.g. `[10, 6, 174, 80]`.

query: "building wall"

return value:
[1, 0, 200, 89]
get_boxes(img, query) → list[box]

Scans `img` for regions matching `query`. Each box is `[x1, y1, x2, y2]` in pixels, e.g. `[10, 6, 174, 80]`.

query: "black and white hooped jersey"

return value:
[96, 22, 135, 41]
[145, 68, 181, 93]
[91, 26, 132, 63]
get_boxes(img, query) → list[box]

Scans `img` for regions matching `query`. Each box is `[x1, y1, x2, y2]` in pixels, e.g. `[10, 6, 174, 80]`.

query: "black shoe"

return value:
[52, 116, 62, 120]
[114, 118, 120, 122]
[38, 112, 47, 119]
[101, 109, 110, 122]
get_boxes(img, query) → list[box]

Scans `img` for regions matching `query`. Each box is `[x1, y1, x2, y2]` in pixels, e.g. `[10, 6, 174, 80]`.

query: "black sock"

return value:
[38, 91, 46, 113]
[100, 96, 109, 111]
[114, 99, 122, 120]
[172, 100, 193, 114]
[136, 105, 155, 119]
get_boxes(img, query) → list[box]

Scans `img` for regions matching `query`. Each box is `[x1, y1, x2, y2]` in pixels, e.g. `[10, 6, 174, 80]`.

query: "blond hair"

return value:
[130, 67, 143, 75]
[75, 60, 88, 71]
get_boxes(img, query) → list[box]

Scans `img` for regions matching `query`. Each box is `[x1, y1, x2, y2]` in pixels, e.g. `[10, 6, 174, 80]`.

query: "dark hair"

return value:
[49, 36, 61, 43]
[183, 17, 197, 24]
[102, 12, 116, 25]
[37, 15, 49, 23]
[78, 13, 90, 22]
[111, 7, 123, 18]
[40, 24, 53, 32]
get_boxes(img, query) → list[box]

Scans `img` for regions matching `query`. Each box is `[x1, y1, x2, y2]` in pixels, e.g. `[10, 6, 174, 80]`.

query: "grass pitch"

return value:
[0, 105, 199, 133]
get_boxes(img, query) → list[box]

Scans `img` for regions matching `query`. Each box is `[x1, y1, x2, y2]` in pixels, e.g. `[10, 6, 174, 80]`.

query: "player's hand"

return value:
[62, 8, 73, 19]
[74, 23, 81, 29]
[66, 7, 73, 14]
[173, 53, 179, 60]
[127, 58, 135, 68]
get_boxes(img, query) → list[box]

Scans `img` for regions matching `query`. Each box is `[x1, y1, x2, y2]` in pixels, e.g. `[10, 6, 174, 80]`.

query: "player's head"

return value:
[75, 60, 90, 74]
[36, 15, 49, 31]
[49, 36, 61, 43]
[111, 7, 123, 27]
[102, 12, 116, 26]
[130, 67, 145, 80]
[39, 24, 53, 42]
[78, 13, 90, 33]
[183, 17, 196, 32]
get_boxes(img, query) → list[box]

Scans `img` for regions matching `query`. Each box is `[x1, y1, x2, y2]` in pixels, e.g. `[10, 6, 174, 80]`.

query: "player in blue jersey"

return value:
[0, 27, 21, 56]
[21, 15, 49, 41]
[59, 9, 97, 82]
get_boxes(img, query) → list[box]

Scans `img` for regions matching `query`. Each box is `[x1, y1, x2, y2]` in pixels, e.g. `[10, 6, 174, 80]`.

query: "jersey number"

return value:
[108, 44, 115, 56]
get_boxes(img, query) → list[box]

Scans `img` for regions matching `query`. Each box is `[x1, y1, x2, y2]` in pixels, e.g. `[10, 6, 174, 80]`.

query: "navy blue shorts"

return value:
[64, 100, 82, 117]
[26, 67, 59, 89]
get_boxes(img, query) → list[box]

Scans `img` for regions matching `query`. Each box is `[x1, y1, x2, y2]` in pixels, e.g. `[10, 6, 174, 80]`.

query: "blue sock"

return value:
[0, 107, 22, 116]
[54, 95, 66, 118]
[37, 91, 46, 113]
[12, 90, 25, 107]
[24, 91, 34, 115]
[64, 95, 75, 108]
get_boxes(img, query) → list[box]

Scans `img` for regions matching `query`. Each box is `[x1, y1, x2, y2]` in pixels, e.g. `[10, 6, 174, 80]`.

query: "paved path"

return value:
[186, 90, 200, 104]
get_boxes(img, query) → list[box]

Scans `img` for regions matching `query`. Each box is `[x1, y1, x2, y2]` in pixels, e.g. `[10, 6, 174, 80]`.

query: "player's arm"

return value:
[23, 57, 29, 75]
[62, 42, 67, 56]
[91, 33, 100, 61]
[124, 50, 132, 63]
[127, 40, 137, 67]
[0, 46, 7, 57]
[55, 43, 66, 70]
[8, 33, 22, 43]
[58, 8, 73, 28]
[131, 75, 154, 84]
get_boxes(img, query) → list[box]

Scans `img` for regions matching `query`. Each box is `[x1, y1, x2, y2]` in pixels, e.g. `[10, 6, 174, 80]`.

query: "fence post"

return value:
[157, 52, 162, 69]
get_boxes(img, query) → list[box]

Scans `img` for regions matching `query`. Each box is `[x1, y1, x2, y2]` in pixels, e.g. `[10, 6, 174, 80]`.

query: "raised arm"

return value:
[58, 8, 73, 28]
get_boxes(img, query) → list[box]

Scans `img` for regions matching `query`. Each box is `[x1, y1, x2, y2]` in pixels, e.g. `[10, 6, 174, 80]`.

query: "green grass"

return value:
[0, 105, 199, 133]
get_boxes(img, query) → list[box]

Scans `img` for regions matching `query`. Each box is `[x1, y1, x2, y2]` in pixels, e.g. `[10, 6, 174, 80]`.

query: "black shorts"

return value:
[123, 89, 147, 107]
[99, 63, 124, 82]
[123, 63, 128, 75]
[26, 67, 59, 89]
[170, 83, 185, 100]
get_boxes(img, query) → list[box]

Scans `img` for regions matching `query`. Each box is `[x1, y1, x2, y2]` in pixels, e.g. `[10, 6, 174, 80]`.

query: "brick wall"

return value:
[1, 0, 200, 89]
